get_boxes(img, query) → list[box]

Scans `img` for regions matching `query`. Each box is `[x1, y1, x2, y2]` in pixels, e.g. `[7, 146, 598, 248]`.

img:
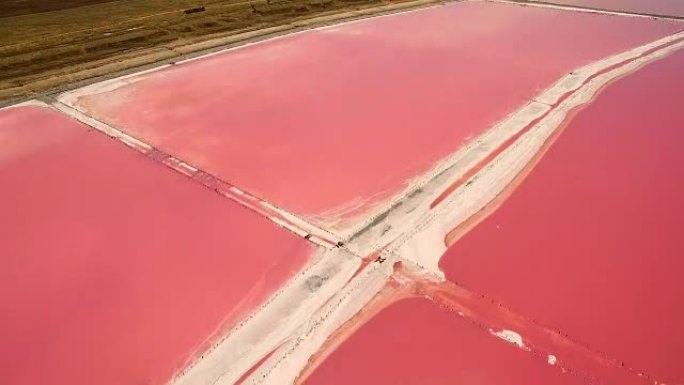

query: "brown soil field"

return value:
[1, 0, 120, 17]
[0, 0, 442, 105]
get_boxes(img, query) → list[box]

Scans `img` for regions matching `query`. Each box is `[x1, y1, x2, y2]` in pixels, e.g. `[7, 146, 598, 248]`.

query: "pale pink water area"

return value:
[0, 106, 314, 385]
[73, 1, 682, 230]
[440, 49, 684, 382]
[545, 0, 684, 17]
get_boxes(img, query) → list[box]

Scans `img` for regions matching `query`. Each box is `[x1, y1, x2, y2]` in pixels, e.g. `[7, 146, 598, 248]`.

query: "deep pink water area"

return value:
[440, 50, 684, 382]
[74, 1, 682, 229]
[545, 0, 684, 17]
[0, 106, 314, 385]
[304, 297, 583, 385]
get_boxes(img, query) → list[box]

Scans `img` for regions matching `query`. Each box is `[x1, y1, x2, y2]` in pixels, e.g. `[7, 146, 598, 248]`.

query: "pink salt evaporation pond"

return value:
[440, 49, 684, 383]
[0, 106, 315, 385]
[302, 297, 583, 385]
[69, 0, 682, 231]
[538, 0, 684, 17]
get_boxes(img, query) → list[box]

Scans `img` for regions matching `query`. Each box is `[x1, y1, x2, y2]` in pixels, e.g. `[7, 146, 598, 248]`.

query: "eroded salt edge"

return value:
[538, 31, 684, 105]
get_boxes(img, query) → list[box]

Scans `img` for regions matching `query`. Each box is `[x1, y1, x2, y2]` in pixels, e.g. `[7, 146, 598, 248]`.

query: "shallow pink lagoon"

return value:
[72, 1, 682, 230]
[440, 49, 684, 382]
[0, 106, 314, 385]
[303, 297, 582, 385]
[544, 0, 684, 17]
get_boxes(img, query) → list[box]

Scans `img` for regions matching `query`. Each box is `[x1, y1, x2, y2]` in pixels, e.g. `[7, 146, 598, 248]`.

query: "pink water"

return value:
[303, 297, 583, 385]
[74, 1, 682, 229]
[440, 49, 684, 382]
[0, 106, 314, 385]
[546, 0, 684, 17]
